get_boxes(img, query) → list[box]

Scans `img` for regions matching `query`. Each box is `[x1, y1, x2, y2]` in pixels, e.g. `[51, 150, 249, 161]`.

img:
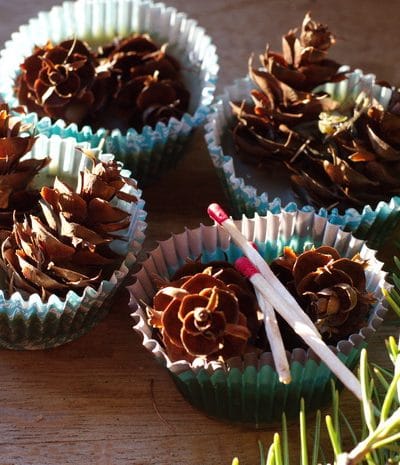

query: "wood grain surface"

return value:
[0, 1, 399, 464]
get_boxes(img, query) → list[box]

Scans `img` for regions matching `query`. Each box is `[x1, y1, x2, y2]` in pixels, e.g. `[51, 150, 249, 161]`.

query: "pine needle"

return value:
[311, 410, 321, 465]
[339, 409, 358, 447]
[326, 415, 341, 456]
[281, 413, 289, 465]
[300, 399, 309, 465]
[274, 433, 283, 465]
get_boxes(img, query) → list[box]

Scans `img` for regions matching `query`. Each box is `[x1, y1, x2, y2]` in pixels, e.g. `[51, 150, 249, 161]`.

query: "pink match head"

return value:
[235, 256, 259, 279]
[207, 203, 229, 224]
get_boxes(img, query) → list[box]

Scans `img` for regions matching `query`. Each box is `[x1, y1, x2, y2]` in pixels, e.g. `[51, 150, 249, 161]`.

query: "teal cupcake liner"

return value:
[204, 72, 400, 268]
[129, 211, 388, 426]
[0, 0, 219, 187]
[0, 135, 147, 350]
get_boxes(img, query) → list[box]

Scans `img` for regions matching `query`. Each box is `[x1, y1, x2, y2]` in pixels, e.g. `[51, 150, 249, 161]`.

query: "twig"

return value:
[150, 379, 175, 431]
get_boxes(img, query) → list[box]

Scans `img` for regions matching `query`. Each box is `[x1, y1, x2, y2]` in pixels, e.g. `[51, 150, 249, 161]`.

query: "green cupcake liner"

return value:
[129, 211, 388, 426]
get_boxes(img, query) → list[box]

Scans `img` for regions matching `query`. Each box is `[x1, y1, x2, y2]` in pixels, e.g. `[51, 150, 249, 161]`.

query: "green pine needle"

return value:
[300, 399, 309, 465]
[372, 366, 391, 391]
[258, 441, 266, 465]
[393, 256, 400, 272]
[273, 433, 283, 465]
[386, 294, 400, 318]
[373, 431, 400, 450]
[311, 410, 321, 465]
[281, 413, 289, 465]
[360, 349, 377, 433]
[266, 443, 275, 465]
[339, 409, 358, 447]
[380, 372, 400, 421]
[325, 415, 341, 456]
[331, 382, 341, 445]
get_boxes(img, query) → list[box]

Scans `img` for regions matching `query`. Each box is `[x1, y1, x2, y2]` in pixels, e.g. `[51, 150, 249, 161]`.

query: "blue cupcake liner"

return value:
[0, 134, 147, 350]
[129, 212, 388, 426]
[204, 72, 400, 267]
[0, 0, 219, 187]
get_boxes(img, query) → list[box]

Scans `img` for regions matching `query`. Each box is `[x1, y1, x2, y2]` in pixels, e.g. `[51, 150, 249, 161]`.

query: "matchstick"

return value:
[254, 287, 291, 384]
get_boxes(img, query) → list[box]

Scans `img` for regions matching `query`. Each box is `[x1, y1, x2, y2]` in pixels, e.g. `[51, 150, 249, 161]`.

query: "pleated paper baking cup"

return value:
[0, 0, 219, 187]
[129, 211, 388, 426]
[0, 134, 147, 350]
[204, 72, 400, 268]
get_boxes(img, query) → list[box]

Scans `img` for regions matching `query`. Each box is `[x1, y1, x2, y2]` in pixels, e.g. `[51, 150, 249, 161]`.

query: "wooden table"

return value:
[1, 1, 399, 464]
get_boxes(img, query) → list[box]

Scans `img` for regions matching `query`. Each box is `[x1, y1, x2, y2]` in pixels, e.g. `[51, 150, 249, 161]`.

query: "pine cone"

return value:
[105, 35, 181, 82]
[16, 39, 97, 124]
[291, 90, 400, 210]
[231, 13, 342, 165]
[40, 155, 138, 241]
[231, 69, 338, 163]
[0, 104, 50, 228]
[1, 155, 138, 301]
[92, 35, 189, 130]
[147, 259, 260, 362]
[263, 12, 344, 92]
[271, 246, 376, 343]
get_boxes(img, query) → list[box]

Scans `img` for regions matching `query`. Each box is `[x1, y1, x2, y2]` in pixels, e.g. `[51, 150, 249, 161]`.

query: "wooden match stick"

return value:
[248, 240, 291, 384]
[254, 286, 291, 384]
[235, 256, 362, 400]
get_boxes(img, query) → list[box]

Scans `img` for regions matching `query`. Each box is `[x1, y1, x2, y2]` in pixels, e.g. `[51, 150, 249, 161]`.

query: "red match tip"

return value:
[235, 256, 259, 279]
[249, 241, 258, 251]
[207, 203, 229, 224]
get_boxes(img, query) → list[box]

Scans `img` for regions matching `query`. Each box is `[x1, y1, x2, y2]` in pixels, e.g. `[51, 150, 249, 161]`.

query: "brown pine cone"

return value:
[16, 39, 99, 125]
[231, 13, 342, 165]
[231, 67, 338, 163]
[40, 155, 137, 241]
[263, 12, 344, 92]
[103, 74, 189, 131]
[1, 215, 105, 300]
[291, 90, 400, 210]
[92, 34, 189, 130]
[271, 245, 376, 343]
[0, 155, 137, 301]
[0, 104, 50, 228]
[147, 259, 260, 362]
[105, 35, 181, 82]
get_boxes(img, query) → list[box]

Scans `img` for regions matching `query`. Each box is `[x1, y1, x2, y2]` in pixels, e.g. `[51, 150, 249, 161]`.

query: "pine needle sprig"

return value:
[232, 335, 400, 465]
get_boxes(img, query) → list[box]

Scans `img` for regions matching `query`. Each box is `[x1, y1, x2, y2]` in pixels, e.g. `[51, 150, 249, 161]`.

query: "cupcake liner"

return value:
[0, 134, 147, 350]
[129, 211, 389, 426]
[204, 72, 400, 267]
[0, 0, 219, 187]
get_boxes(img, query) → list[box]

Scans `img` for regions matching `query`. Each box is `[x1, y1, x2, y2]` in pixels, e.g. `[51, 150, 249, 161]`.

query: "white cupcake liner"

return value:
[204, 71, 400, 263]
[0, 134, 147, 350]
[0, 0, 219, 186]
[129, 211, 389, 425]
